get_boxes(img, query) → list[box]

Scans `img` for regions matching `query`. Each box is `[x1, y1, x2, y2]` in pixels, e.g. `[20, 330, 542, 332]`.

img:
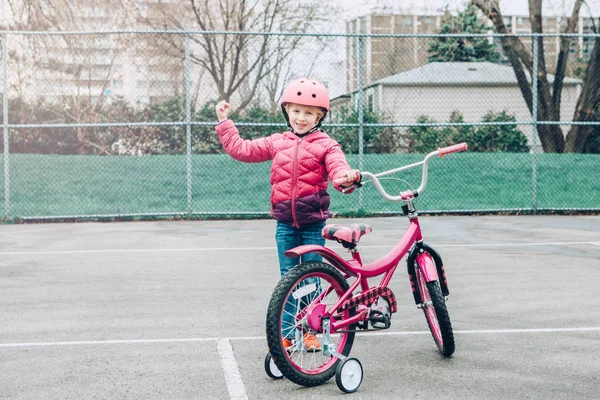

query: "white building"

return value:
[1, 0, 205, 106]
[345, 12, 596, 93]
[332, 62, 581, 145]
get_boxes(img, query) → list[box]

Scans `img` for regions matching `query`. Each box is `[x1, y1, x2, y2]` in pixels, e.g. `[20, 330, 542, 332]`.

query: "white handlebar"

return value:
[352, 143, 467, 202]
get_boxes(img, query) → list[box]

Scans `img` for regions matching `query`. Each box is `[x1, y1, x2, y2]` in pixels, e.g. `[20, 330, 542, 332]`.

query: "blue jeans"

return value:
[275, 220, 326, 339]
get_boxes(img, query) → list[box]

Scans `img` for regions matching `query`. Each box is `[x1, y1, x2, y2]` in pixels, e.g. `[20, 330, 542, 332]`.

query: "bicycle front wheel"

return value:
[415, 266, 455, 357]
[266, 261, 356, 387]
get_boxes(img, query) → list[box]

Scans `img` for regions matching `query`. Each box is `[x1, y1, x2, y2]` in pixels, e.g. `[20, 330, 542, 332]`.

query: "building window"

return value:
[583, 38, 592, 54]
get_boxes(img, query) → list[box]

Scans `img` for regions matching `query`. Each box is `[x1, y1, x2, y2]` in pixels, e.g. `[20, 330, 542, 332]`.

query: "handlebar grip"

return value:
[438, 142, 468, 158]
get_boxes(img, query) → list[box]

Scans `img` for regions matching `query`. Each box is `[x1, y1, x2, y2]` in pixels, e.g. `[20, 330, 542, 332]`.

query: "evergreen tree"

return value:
[428, 4, 500, 63]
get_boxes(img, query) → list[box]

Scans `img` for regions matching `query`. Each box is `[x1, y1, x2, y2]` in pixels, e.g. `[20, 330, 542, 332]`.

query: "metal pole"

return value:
[531, 36, 538, 214]
[184, 34, 192, 216]
[2, 33, 9, 219]
[356, 35, 364, 209]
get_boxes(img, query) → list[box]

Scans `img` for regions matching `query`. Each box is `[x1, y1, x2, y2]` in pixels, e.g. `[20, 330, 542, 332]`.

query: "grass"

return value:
[0, 152, 598, 220]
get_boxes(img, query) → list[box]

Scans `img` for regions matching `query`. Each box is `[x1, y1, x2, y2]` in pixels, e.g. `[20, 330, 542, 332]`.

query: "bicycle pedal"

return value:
[357, 320, 369, 330]
[368, 310, 391, 329]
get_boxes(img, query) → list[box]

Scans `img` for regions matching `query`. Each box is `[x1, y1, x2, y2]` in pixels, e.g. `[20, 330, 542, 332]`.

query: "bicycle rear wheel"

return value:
[266, 261, 356, 387]
[415, 266, 455, 357]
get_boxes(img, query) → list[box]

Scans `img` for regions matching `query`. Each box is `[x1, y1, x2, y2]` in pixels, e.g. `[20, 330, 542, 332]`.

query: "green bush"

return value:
[407, 111, 530, 153]
[8, 94, 532, 156]
[471, 111, 530, 152]
[329, 105, 404, 153]
[235, 103, 286, 139]
[406, 115, 440, 153]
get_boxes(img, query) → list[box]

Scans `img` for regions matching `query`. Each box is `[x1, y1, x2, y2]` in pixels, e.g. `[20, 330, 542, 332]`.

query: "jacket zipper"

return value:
[291, 137, 303, 228]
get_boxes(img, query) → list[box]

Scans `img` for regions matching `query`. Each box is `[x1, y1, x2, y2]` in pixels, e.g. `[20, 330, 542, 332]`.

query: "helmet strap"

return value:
[281, 104, 327, 135]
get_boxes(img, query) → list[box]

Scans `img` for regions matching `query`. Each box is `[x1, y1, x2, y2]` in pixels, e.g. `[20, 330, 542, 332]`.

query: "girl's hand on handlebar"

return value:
[333, 169, 361, 188]
[216, 100, 231, 121]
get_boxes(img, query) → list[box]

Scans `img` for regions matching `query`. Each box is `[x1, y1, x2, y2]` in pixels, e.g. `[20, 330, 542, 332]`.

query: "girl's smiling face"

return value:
[286, 103, 323, 134]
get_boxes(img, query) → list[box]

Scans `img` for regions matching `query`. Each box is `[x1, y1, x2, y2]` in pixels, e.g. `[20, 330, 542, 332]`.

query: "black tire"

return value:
[415, 267, 455, 357]
[266, 262, 356, 387]
[264, 352, 284, 380]
[335, 357, 363, 393]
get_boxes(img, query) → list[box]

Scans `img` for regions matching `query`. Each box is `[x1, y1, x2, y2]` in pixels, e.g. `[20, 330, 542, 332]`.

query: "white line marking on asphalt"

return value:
[1, 327, 599, 348]
[0, 241, 597, 255]
[0, 337, 218, 347]
[456, 327, 600, 334]
[431, 241, 599, 248]
[0, 247, 277, 255]
[365, 241, 599, 249]
[364, 327, 600, 335]
[217, 339, 249, 400]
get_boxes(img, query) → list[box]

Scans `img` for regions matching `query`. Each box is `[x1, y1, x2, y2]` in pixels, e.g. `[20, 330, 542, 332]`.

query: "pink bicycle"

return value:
[264, 143, 467, 393]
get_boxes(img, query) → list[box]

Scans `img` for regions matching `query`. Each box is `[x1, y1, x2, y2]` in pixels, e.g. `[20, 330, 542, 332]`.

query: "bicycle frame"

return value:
[284, 143, 467, 333]
[286, 213, 433, 332]
[285, 215, 424, 282]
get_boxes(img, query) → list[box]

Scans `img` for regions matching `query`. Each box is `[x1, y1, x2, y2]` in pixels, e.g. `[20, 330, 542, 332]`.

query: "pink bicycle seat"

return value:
[322, 223, 372, 246]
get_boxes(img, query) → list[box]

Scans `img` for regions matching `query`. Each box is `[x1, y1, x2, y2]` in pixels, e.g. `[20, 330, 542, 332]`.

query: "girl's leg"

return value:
[274, 221, 327, 341]
[275, 221, 301, 276]
[297, 221, 326, 317]
[275, 221, 301, 339]
[299, 221, 326, 261]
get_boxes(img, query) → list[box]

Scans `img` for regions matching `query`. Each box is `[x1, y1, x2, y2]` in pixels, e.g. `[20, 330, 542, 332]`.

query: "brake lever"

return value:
[341, 181, 363, 194]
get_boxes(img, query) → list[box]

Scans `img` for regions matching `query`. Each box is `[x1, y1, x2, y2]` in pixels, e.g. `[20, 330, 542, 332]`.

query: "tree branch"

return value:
[565, 29, 600, 152]
[472, 0, 533, 111]
[552, 0, 584, 120]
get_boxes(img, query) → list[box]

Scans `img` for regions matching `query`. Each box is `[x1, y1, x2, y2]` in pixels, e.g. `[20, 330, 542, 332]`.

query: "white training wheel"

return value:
[335, 357, 363, 393]
[264, 352, 284, 380]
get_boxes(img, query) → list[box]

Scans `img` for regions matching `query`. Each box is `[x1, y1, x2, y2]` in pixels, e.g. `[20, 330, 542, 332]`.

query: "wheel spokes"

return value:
[282, 272, 347, 373]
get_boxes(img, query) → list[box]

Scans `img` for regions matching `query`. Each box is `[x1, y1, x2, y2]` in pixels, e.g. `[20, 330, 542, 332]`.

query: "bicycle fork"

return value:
[407, 242, 450, 305]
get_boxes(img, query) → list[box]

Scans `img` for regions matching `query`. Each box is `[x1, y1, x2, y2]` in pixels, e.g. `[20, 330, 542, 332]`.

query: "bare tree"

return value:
[473, 0, 599, 153]
[140, 0, 329, 112]
[12, 0, 135, 154]
[261, 35, 333, 113]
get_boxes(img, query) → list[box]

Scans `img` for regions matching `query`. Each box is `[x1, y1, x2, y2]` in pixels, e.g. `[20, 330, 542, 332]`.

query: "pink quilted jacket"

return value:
[216, 119, 352, 227]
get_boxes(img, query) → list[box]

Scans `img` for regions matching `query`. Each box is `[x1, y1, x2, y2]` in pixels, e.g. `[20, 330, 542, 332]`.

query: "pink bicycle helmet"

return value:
[280, 78, 330, 130]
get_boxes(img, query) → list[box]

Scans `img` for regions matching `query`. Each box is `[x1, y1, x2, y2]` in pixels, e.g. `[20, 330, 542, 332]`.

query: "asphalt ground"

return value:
[1, 215, 599, 399]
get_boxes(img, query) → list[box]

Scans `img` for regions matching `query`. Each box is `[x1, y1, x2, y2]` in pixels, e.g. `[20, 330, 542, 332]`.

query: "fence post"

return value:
[356, 35, 364, 209]
[184, 33, 192, 216]
[1, 33, 9, 220]
[531, 35, 538, 214]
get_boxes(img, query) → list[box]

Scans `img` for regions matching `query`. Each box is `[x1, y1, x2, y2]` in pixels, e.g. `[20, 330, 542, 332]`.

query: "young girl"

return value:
[215, 78, 359, 350]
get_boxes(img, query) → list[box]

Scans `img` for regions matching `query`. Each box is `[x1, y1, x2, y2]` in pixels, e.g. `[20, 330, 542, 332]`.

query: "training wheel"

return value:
[264, 352, 284, 380]
[335, 357, 363, 393]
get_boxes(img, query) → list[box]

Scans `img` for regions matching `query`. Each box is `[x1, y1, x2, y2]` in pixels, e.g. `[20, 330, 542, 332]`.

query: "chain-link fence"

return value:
[0, 30, 599, 221]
